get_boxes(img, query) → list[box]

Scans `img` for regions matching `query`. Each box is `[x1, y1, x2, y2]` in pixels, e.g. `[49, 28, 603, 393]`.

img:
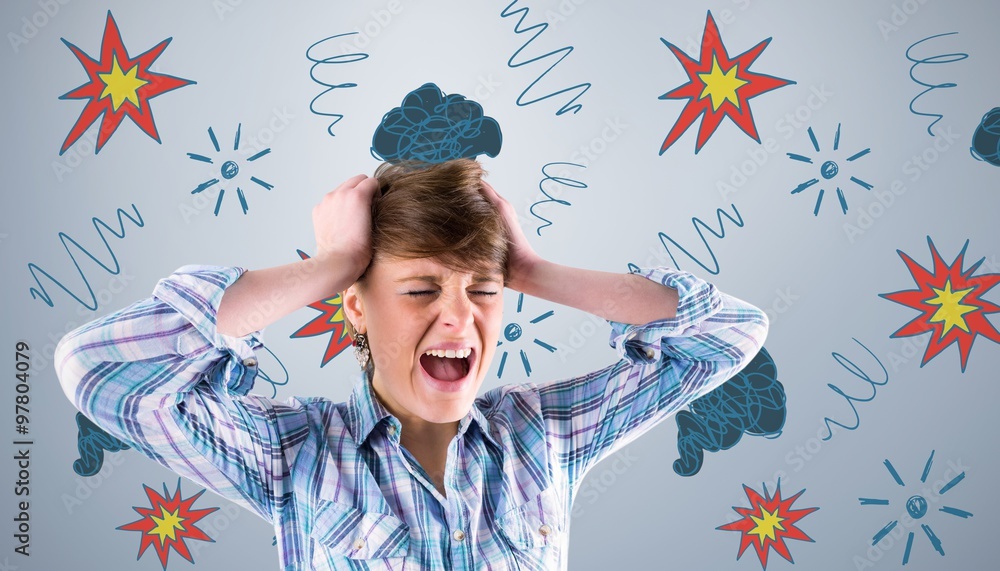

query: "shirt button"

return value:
[538, 524, 552, 537]
[644, 348, 656, 359]
[452, 530, 466, 542]
[352, 538, 365, 550]
[387, 425, 397, 436]
[242, 357, 258, 368]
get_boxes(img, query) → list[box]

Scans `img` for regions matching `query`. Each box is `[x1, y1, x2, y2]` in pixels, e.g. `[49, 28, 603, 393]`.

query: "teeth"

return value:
[423, 348, 471, 359]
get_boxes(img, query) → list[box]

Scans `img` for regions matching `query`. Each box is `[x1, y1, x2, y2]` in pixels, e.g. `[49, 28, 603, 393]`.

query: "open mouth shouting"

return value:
[419, 346, 476, 393]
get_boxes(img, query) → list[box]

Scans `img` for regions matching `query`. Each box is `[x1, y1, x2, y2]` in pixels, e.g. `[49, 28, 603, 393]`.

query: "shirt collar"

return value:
[346, 370, 499, 448]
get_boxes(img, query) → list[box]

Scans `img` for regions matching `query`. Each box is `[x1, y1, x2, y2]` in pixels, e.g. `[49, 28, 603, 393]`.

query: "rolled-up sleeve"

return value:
[54, 265, 305, 522]
[536, 265, 769, 487]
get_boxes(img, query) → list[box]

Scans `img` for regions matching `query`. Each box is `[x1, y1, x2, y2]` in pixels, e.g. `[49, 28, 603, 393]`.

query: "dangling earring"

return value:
[354, 332, 370, 369]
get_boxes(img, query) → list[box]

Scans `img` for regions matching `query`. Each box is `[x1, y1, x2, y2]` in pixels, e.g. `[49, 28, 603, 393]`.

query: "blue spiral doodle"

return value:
[529, 162, 586, 236]
[306, 32, 368, 137]
[672, 347, 785, 477]
[971, 107, 1000, 167]
[905, 32, 968, 137]
[500, 0, 592, 115]
[28, 204, 144, 310]
[72, 412, 130, 477]
[371, 82, 502, 163]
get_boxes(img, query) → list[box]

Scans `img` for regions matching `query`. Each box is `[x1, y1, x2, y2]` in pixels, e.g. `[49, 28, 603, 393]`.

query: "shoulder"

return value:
[474, 381, 548, 446]
[476, 381, 542, 420]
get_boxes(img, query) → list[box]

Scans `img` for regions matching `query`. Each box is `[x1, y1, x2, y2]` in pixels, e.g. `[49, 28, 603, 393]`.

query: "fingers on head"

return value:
[355, 175, 380, 194]
[341, 174, 369, 189]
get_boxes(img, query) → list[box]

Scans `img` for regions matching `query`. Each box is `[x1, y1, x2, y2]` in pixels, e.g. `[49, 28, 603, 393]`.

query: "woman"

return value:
[56, 159, 768, 570]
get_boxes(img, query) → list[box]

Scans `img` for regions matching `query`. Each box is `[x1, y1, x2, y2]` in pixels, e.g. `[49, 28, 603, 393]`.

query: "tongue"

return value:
[421, 354, 467, 382]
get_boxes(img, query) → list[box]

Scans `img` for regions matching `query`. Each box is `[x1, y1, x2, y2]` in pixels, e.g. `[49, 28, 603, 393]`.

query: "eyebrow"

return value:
[395, 274, 502, 285]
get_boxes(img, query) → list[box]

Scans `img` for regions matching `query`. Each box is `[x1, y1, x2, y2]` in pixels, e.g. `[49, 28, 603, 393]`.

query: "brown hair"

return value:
[342, 158, 510, 344]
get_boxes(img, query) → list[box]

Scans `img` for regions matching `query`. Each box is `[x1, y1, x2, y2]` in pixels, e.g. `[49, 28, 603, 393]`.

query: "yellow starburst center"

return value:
[926, 279, 977, 335]
[98, 55, 148, 111]
[324, 295, 345, 325]
[748, 505, 786, 545]
[147, 506, 186, 544]
[697, 56, 748, 111]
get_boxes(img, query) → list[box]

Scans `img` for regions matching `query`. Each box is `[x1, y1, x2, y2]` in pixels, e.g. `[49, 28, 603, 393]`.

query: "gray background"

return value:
[2, 0, 998, 569]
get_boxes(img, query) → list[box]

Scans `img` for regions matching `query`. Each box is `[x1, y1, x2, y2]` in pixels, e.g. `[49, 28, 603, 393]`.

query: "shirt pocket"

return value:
[496, 486, 566, 551]
[311, 499, 411, 562]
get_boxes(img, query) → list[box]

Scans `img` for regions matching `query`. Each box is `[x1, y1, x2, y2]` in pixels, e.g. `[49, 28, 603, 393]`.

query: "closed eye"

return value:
[404, 291, 498, 297]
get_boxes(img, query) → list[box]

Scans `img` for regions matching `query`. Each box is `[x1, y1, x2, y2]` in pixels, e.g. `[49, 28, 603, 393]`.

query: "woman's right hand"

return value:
[312, 174, 380, 282]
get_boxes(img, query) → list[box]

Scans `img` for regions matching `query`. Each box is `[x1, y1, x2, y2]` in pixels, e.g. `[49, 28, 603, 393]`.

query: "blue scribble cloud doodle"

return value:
[371, 83, 502, 164]
[73, 412, 130, 477]
[672, 346, 785, 477]
[971, 107, 1000, 167]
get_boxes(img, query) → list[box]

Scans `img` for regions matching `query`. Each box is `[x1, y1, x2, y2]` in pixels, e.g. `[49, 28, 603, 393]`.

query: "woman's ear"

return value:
[341, 283, 366, 335]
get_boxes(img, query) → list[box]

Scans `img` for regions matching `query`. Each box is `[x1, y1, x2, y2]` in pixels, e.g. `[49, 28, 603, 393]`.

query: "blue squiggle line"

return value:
[819, 338, 889, 441]
[629, 204, 744, 275]
[905, 32, 968, 137]
[529, 162, 586, 236]
[255, 344, 290, 399]
[306, 33, 368, 137]
[28, 204, 144, 311]
[500, 0, 592, 115]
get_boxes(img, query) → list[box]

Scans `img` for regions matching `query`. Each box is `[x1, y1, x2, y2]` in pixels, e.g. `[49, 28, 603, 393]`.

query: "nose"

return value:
[437, 290, 475, 329]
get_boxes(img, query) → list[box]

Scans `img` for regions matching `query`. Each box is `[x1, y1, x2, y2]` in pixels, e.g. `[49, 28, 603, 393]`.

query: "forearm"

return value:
[217, 252, 360, 337]
[513, 259, 680, 325]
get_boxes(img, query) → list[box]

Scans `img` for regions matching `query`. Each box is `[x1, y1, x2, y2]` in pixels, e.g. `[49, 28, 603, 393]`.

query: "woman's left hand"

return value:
[480, 180, 543, 292]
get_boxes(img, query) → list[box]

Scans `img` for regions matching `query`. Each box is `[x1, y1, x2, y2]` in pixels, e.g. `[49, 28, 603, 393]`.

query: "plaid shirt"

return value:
[56, 264, 768, 570]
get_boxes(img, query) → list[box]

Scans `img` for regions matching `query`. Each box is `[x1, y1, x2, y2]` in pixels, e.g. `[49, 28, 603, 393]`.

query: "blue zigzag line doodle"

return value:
[529, 161, 586, 236]
[906, 32, 968, 137]
[500, 0, 592, 115]
[629, 204, 744, 275]
[306, 32, 368, 137]
[28, 204, 144, 311]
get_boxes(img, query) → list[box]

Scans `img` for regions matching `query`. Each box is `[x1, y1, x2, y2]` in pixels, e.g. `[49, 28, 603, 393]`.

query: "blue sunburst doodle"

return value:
[786, 123, 872, 216]
[495, 292, 557, 379]
[186, 124, 274, 215]
[859, 450, 973, 566]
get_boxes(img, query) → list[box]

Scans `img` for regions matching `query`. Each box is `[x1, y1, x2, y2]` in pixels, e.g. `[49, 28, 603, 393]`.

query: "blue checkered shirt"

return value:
[56, 264, 768, 570]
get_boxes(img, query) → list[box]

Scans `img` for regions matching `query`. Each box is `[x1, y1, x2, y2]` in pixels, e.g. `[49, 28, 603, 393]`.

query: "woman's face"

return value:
[343, 255, 505, 426]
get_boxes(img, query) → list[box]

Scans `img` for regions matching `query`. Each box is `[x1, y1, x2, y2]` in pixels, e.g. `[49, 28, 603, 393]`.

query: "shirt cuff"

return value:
[606, 266, 722, 364]
[152, 265, 265, 395]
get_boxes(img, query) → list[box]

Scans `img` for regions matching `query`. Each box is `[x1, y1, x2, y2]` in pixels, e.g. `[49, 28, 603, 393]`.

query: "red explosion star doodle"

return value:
[59, 11, 195, 155]
[879, 236, 1000, 373]
[717, 481, 818, 570]
[290, 250, 354, 367]
[117, 479, 218, 569]
[659, 11, 795, 154]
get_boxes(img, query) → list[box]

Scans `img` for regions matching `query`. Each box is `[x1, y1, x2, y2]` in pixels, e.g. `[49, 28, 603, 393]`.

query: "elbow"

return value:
[739, 306, 770, 368]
